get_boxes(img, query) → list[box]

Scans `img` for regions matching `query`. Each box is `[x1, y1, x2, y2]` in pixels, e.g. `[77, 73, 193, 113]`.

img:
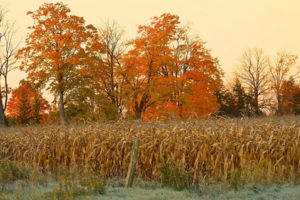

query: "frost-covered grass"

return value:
[1, 178, 300, 200]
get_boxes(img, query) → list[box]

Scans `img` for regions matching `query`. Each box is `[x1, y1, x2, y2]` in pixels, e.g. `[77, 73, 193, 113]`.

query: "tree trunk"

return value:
[135, 108, 142, 120]
[276, 93, 282, 114]
[59, 90, 67, 125]
[254, 90, 260, 115]
[0, 99, 7, 127]
[134, 99, 143, 120]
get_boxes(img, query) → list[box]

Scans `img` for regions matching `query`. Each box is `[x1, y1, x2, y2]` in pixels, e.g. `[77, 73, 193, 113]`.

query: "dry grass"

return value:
[0, 116, 300, 185]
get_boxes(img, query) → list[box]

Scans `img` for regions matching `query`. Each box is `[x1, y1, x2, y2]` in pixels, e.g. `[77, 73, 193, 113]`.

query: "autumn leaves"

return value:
[17, 3, 99, 124]
[121, 14, 222, 120]
[7, 81, 50, 124]
[11, 2, 223, 123]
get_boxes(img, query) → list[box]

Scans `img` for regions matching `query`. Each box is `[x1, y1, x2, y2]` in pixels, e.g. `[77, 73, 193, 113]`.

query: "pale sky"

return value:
[2, 0, 300, 88]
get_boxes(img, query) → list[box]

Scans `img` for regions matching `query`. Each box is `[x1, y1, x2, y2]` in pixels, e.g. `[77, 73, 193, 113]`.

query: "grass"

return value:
[1, 177, 300, 200]
[0, 157, 298, 199]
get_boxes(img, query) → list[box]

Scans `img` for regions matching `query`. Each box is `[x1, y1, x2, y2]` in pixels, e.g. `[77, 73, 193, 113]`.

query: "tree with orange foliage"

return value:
[278, 78, 300, 114]
[122, 13, 222, 119]
[121, 13, 178, 119]
[269, 52, 297, 113]
[6, 81, 50, 125]
[165, 36, 222, 119]
[16, 3, 98, 124]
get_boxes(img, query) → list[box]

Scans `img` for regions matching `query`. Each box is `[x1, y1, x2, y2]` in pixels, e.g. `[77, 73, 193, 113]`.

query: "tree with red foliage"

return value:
[122, 13, 222, 119]
[6, 81, 50, 124]
[278, 78, 300, 114]
[16, 2, 98, 124]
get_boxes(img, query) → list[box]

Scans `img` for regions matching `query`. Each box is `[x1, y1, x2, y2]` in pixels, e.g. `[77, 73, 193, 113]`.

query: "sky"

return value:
[1, 0, 300, 88]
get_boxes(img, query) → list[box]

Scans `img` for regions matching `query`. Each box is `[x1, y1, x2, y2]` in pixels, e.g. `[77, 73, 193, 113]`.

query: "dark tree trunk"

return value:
[0, 104, 7, 127]
[134, 107, 142, 120]
[253, 90, 260, 115]
[59, 90, 67, 125]
[133, 94, 149, 120]
[276, 93, 282, 114]
[0, 97, 7, 127]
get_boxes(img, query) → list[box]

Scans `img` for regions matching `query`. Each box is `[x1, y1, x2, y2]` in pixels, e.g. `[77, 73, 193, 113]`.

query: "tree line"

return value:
[0, 2, 298, 126]
[217, 49, 298, 117]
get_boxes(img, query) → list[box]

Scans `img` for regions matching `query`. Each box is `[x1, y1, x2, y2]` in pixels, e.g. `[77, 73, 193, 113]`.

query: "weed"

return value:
[160, 162, 193, 190]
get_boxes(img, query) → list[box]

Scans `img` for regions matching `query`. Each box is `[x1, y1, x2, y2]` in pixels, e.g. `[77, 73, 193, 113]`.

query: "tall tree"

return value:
[165, 36, 222, 119]
[238, 48, 270, 115]
[269, 52, 297, 113]
[92, 21, 125, 116]
[17, 3, 98, 124]
[121, 14, 179, 119]
[122, 13, 222, 119]
[0, 13, 18, 127]
[66, 21, 126, 121]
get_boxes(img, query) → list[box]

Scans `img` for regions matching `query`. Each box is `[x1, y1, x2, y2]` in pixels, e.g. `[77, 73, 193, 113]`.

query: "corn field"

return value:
[0, 117, 300, 184]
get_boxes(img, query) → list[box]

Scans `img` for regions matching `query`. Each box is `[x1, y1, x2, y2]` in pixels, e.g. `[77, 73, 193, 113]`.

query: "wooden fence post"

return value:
[125, 138, 140, 188]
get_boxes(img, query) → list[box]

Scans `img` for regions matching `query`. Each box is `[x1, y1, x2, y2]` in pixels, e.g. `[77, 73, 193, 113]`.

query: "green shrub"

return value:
[229, 169, 243, 190]
[160, 162, 193, 191]
[79, 174, 106, 194]
[29, 168, 50, 187]
[0, 160, 31, 183]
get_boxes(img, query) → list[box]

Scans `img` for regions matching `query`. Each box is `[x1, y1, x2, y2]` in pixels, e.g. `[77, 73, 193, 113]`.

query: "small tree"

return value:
[278, 78, 300, 115]
[216, 78, 254, 117]
[6, 81, 50, 125]
[231, 78, 254, 116]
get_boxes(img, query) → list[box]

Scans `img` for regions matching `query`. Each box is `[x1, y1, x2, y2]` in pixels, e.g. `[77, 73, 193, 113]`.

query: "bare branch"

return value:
[237, 48, 270, 114]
